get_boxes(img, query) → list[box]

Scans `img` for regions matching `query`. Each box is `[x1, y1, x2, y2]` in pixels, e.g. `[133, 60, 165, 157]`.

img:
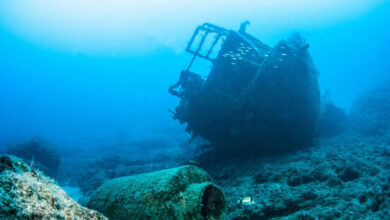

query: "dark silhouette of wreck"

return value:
[169, 23, 320, 158]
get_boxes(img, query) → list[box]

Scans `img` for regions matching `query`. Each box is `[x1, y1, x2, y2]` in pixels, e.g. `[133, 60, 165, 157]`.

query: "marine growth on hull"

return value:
[169, 23, 320, 158]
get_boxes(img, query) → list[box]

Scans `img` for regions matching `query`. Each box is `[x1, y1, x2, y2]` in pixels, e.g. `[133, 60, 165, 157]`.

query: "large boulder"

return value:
[88, 165, 226, 220]
[350, 80, 390, 135]
[5, 136, 61, 178]
[0, 155, 107, 220]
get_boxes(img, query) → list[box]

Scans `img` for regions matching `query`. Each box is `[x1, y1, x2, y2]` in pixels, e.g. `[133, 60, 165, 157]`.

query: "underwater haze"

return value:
[2, 1, 390, 219]
[0, 0, 389, 148]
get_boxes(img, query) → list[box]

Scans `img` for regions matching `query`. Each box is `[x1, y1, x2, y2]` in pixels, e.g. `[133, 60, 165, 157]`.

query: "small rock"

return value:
[253, 173, 268, 184]
[288, 176, 302, 187]
[338, 167, 360, 182]
[359, 194, 368, 204]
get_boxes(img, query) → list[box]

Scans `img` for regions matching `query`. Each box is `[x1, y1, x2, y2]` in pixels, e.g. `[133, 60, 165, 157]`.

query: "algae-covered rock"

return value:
[0, 154, 107, 220]
[88, 165, 226, 220]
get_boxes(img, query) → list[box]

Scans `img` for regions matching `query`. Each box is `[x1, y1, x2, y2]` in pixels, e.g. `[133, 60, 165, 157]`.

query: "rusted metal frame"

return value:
[185, 23, 229, 65]
[205, 33, 222, 59]
[185, 25, 202, 54]
[186, 28, 211, 72]
[169, 23, 230, 97]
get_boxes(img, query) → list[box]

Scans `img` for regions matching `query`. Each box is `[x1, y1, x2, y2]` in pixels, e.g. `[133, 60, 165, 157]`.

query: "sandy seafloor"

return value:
[57, 133, 390, 219]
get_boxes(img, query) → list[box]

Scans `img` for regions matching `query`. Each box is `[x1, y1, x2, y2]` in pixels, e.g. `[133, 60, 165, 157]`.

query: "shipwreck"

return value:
[169, 23, 320, 158]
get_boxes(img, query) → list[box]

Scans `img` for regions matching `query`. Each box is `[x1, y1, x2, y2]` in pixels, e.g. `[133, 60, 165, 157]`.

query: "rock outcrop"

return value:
[0, 155, 107, 220]
[350, 80, 390, 135]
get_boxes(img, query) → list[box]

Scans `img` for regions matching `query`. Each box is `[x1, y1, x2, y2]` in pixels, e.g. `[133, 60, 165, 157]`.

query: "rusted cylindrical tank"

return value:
[87, 165, 226, 220]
